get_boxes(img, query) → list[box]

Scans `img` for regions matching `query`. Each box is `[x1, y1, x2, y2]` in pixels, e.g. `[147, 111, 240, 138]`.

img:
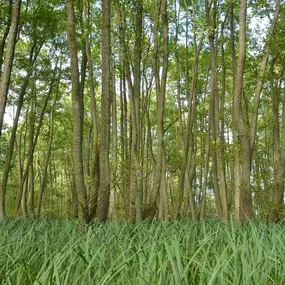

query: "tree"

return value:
[233, 0, 280, 220]
[97, 0, 112, 222]
[149, 0, 169, 219]
[205, 0, 228, 220]
[66, 0, 89, 224]
[115, 0, 143, 221]
[0, 0, 21, 137]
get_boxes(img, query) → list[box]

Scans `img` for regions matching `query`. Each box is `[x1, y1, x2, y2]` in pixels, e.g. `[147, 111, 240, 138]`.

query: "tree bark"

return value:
[0, 42, 39, 220]
[97, 0, 112, 222]
[66, 0, 89, 224]
[83, 0, 100, 220]
[176, 5, 200, 219]
[0, 0, 21, 137]
[150, 0, 169, 219]
[249, 0, 280, 153]
[0, 0, 12, 72]
[115, 0, 143, 222]
[205, 0, 228, 220]
[232, 0, 252, 220]
[229, 1, 241, 221]
[110, 56, 117, 219]
[14, 62, 57, 217]
[233, 0, 280, 220]
[270, 59, 284, 221]
[36, 96, 56, 218]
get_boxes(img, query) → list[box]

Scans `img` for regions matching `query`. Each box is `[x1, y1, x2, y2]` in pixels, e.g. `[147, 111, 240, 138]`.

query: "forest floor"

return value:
[0, 219, 284, 284]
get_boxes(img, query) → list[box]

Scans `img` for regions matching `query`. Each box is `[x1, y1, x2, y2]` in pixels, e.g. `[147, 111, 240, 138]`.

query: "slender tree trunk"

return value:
[232, 0, 252, 220]
[249, 0, 280, 153]
[0, 0, 12, 72]
[70, 171, 78, 218]
[133, 0, 143, 222]
[270, 59, 284, 221]
[28, 158, 35, 218]
[0, 78, 27, 218]
[0, 42, 38, 219]
[176, 6, 200, 219]
[97, 0, 112, 222]
[84, 18, 100, 219]
[211, 150, 223, 218]
[110, 56, 117, 219]
[119, 71, 128, 218]
[115, 0, 143, 221]
[233, 0, 280, 220]
[150, 0, 169, 219]
[229, 1, 241, 221]
[200, 125, 210, 220]
[83, 0, 100, 220]
[36, 98, 56, 218]
[21, 172, 29, 218]
[158, 155, 168, 220]
[0, 0, 21, 137]
[13, 60, 57, 216]
[205, 0, 228, 220]
[66, 0, 89, 224]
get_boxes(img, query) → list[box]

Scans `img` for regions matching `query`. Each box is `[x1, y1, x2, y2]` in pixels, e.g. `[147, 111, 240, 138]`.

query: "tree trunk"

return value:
[233, 0, 280, 220]
[133, 0, 143, 222]
[14, 61, 57, 217]
[232, 0, 252, 220]
[28, 158, 35, 218]
[97, 0, 112, 222]
[150, 0, 169, 219]
[83, 0, 100, 220]
[249, 0, 280, 153]
[270, 59, 284, 221]
[115, 0, 143, 222]
[0, 0, 21, 137]
[0, 42, 38, 219]
[200, 126, 210, 220]
[110, 56, 117, 219]
[206, 0, 228, 220]
[0, 0, 12, 72]
[66, 0, 89, 224]
[229, 1, 241, 221]
[36, 97, 56, 218]
[176, 6, 200, 219]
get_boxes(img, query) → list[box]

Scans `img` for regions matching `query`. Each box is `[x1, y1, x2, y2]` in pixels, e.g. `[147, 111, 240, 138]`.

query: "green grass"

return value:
[0, 219, 284, 284]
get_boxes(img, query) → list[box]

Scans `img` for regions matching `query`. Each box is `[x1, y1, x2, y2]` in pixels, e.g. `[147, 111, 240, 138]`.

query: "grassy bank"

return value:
[0, 219, 284, 284]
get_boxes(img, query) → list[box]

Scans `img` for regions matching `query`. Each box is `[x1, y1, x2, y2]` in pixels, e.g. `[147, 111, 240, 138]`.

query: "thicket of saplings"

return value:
[0, 219, 284, 284]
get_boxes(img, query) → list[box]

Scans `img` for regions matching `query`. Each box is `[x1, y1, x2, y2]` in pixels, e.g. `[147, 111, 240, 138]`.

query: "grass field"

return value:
[0, 219, 284, 284]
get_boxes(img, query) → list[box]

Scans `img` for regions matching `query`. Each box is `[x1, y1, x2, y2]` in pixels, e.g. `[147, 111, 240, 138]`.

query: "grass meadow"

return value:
[0, 219, 284, 284]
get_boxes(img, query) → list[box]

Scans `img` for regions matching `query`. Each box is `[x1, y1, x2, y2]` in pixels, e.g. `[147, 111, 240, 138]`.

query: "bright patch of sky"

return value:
[248, 7, 270, 55]
[3, 105, 16, 128]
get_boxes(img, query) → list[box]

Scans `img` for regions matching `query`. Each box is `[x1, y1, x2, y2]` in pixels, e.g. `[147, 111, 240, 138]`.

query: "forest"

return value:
[1, 0, 285, 284]
[0, 0, 285, 225]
